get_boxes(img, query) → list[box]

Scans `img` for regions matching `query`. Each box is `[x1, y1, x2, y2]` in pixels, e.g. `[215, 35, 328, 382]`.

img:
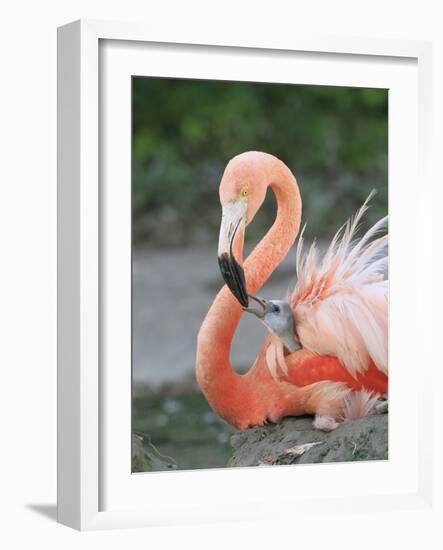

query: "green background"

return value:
[132, 77, 388, 247]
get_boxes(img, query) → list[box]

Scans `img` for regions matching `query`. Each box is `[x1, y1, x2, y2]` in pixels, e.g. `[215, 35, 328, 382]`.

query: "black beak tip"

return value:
[238, 296, 249, 308]
[217, 253, 249, 307]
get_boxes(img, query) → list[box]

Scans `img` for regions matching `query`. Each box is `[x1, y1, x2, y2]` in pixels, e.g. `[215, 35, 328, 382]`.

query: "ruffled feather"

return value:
[290, 193, 388, 378]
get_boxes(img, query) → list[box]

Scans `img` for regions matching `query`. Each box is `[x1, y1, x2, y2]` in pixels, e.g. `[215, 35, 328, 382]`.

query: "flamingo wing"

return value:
[289, 195, 388, 379]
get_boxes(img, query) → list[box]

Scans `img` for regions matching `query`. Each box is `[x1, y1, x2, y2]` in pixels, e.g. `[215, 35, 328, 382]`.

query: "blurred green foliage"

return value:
[132, 78, 387, 247]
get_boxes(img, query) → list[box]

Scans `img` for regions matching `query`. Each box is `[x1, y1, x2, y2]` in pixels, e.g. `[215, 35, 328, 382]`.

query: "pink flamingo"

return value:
[196, 151, 388, 431]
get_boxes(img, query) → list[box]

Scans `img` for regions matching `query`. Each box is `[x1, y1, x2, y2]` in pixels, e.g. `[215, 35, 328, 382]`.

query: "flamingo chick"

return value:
[244, 296, 301, 353]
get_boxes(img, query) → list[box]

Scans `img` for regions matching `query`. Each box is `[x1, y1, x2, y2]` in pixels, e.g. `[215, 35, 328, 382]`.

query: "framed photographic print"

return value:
[57, 19, 434, 530]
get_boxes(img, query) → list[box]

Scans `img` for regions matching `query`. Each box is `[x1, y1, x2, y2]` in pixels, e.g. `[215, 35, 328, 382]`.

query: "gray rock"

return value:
[132, 432, 178, 472]
[228, 414, 388, 467]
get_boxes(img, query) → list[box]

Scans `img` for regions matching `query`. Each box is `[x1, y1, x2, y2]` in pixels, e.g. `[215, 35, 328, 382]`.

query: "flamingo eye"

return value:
[270, 303, 280, 314]
[240, 187, 249, 198]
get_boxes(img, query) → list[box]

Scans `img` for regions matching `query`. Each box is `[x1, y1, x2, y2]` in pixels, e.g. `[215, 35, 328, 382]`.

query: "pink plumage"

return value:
[290, 194, 388, 379]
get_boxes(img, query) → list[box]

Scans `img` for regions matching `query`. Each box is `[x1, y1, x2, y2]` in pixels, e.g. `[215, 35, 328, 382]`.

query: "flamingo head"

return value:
[243, 295, 301, 353]
[217, 152, 270, 307]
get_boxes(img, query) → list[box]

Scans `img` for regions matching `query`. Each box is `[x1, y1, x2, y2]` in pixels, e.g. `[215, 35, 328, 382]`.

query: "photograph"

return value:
[131, 76, 388, 472]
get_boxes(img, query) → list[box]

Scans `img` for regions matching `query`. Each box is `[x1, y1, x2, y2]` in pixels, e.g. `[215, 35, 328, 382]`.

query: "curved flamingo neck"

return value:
[196, 158, 301, 425]
[245, 161, 301, 294]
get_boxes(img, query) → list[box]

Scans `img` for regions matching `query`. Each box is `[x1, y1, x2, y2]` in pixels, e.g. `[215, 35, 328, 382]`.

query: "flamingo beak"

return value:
[242, 294, 269, 318]
[217, 202, 249, 307]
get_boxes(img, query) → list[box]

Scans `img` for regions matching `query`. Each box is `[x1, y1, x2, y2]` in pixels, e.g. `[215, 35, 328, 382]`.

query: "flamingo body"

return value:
[284, 352, 388, 394]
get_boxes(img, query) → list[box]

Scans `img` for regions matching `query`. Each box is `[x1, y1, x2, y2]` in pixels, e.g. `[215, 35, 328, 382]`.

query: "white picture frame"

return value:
[57, 19, 434, 531]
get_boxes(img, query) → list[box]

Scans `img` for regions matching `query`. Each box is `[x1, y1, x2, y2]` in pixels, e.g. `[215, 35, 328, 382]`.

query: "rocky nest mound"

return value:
[228, 413, 388, 467]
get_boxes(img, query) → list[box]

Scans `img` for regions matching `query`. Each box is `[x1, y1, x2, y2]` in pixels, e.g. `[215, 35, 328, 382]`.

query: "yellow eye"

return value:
[240, 187, 249, 198]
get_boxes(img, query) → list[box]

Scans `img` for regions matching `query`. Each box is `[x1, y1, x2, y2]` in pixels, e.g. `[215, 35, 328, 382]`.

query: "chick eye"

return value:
[240, 187, 249, 198]
[271, 304, 280, 314]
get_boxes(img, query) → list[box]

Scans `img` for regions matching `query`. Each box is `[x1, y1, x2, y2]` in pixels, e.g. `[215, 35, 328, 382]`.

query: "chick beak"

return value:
[242, 294, 269, 319]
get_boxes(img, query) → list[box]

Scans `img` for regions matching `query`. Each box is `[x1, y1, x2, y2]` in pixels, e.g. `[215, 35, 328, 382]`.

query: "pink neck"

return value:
[196, 160, 301, 424]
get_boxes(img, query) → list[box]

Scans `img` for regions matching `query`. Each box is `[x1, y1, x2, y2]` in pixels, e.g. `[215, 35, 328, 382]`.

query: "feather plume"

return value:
[265, 335, 289, 381]
[341, 390, 380, 421]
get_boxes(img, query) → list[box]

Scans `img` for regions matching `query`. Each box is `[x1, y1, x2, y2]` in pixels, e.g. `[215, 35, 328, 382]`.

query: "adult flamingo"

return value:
[196, 151, 388, 431]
